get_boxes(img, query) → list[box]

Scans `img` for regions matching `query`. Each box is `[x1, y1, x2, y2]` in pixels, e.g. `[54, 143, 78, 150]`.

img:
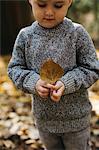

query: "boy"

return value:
[8, 0, 99, 149]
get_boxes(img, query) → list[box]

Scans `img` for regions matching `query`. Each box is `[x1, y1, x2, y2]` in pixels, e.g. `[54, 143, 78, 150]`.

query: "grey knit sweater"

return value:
[8, 17, 99, 133]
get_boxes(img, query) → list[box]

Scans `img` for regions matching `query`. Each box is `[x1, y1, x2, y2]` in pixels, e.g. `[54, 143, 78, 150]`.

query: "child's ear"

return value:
[67, 0, 72, 7]
[28, 0, 32, 5]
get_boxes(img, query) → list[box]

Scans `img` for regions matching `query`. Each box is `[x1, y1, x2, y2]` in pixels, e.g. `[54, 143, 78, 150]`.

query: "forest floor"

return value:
[0, 52, 99, 150]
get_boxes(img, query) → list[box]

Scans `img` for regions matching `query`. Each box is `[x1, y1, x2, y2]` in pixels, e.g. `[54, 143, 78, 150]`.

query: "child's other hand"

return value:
[36, 79, 55, 98]
[50, 81, 65, 102]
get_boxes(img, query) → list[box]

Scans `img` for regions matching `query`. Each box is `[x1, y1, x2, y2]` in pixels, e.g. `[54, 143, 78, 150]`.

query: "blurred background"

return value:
[1, 0, 99, 55]
[0, 0, 99, 150]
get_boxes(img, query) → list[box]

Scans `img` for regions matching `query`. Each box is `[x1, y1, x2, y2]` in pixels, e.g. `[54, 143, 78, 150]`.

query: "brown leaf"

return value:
[40, 59, 64, 84]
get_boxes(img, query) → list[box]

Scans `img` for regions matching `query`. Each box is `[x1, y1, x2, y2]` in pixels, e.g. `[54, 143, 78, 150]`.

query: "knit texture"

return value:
[8, 17, 99, 133]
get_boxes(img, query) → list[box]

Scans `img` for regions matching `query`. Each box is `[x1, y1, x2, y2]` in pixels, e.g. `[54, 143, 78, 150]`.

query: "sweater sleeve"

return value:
[60, 25, 99, 95]
[7, 29, 40, 94]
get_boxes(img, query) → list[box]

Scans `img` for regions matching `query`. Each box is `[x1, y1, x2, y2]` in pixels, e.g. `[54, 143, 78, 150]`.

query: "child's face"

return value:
[29, 0, 72, 28]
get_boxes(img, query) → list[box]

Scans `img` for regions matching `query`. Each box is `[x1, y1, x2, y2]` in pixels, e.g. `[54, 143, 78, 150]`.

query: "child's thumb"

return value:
[46, 83, 56, 90]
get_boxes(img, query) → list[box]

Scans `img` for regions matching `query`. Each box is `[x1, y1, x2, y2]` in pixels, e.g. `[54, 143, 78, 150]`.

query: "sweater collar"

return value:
[32, 17, 73, 36]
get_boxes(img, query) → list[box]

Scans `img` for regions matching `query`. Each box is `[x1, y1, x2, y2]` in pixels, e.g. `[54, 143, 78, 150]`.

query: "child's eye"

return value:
[54, 4, 63, 9]
[38, 3, 46, 8]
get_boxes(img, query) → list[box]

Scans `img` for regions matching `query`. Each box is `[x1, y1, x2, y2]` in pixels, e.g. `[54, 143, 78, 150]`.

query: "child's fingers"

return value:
[52, 89, 61, 98]
[50, 90, 60, 102]
[38, 80, 54, 89]
[38, 86, 49, 93]
[50, 92, 60, 102]
[50, 86, 64, 102]
[53, 86, 64, 96]
[38, 79, 56, 90]
[45, 83, 56, 90]
[53, 81, 64, 90]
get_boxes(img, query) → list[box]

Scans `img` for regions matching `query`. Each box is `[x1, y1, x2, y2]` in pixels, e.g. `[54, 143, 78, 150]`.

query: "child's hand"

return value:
[50, 81, 65, 102]
[36, 79, 55, 98]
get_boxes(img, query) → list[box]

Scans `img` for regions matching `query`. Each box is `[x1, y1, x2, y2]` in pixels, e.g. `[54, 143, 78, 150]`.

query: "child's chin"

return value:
[39, 22, 57, 29]
[41, 24, 57, 29]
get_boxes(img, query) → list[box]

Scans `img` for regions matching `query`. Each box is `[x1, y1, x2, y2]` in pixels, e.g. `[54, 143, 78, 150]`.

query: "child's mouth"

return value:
[44, 18, 54, 21]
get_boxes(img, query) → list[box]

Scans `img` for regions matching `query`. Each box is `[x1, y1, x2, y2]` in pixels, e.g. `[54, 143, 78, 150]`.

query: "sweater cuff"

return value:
[23, 73, 40, 94]
[60, 76, 76, 94]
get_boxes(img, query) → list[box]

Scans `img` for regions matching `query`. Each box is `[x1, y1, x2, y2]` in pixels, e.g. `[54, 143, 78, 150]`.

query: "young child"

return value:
[8, 0, 99, 149]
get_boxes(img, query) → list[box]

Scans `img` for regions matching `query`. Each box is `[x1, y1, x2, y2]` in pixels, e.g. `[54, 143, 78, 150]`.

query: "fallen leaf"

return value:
[3, 140, 15, 149]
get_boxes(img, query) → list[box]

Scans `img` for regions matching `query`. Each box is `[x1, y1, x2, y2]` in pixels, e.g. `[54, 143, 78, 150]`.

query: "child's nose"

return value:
[45, 7, 54, 18]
